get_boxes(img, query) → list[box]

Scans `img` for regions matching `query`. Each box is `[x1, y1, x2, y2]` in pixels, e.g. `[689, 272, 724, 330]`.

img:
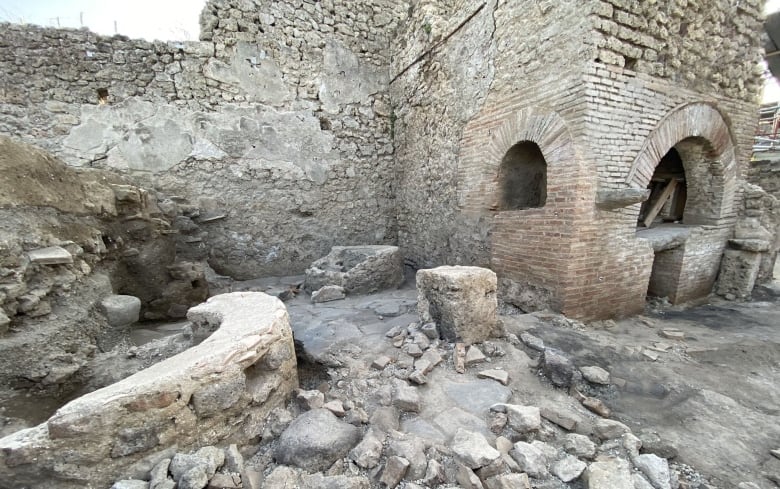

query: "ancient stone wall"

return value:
[390, 0, 497, 269]
[0, 0, 768, 317]
[748, 159, 780, 197]
[0, 292, 297, 489]
[0, 0, 408, 277]
[591, 0, 765, 101]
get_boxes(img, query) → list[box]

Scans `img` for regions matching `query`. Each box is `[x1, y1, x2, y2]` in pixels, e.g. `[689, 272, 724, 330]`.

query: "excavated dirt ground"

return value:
[228, 270, 780, 489]
[2, 269, 777, 488]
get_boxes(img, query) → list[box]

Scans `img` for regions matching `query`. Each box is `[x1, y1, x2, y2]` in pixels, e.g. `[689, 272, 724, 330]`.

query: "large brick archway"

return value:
[626, 103, 738, 225]
[627, 103, 739, 304]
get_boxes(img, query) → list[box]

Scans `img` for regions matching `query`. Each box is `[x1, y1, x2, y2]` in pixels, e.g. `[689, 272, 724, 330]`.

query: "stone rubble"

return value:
[93, 295, 744, 489]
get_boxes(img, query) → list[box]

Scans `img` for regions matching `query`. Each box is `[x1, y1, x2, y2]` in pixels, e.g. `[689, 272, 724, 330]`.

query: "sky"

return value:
[3, 0, 780, 101]
[0, 0, 205, 40]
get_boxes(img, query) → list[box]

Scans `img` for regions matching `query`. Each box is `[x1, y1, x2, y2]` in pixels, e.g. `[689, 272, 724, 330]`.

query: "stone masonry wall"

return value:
[0, 0, 767, 317]
[591, 0, 765, 101]
[391, 0, 497, 269]
[0, 292, 297, 489]
[0, 0, 409, 278]
[748, 159, 780, 198]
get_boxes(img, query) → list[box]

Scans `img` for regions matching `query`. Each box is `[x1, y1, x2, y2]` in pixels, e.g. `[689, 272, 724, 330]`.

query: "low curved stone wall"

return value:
[0, 292, 298, 489]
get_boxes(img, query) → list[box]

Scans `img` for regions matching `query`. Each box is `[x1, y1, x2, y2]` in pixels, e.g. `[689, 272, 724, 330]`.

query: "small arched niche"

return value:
[498, 140, 547, 210]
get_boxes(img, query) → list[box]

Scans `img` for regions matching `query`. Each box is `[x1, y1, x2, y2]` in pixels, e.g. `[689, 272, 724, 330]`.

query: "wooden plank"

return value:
[642, 179, 678, 228]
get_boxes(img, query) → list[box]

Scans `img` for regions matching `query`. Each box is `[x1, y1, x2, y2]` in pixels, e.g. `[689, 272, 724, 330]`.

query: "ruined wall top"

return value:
[592, 0, 765, 101]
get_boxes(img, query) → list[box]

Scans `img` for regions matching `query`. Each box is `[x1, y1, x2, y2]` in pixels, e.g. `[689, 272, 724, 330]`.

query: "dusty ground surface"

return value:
[3, 269, 778, 488]
[227, 270, 780, 488]
[527, 289, 780, 488]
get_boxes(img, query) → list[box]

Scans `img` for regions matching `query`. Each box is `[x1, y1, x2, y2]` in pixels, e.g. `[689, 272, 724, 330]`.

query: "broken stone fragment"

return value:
[420, 322, 438, 339]
[323, 400, 345, 417]
[633, 453, 672, 489]
[178, 467, 208, 489]
[207, 473, 241, 489]
[519, 332, 545, 351]
[552, 455, 587, 482]
[385, 324, 403, 338]
[408, 370, 427, 385]
[581, 366, 611, 385]
[455, 343, 466, 373]
[541, 348, 575, 387]
[392, 379, 421, 412]
[404, 343, 423, 358]
[465, 345, 486, 366]
[642, 349, 660, 361]
[455, 464, 483, 489]
[311, 285, 346, 303]
[484, 472, 531, 489]
[477, 368, 509, 386]
[387, 437, 427, 480]
[304, 245, 403, 295]
[539, 403, 582, 431]
[344, 406, 369, 426]
[581, 396, 612, 418]
[451, 428, 501, 469]
[149, 458, 171, 489]
[99, 295, 142, 327]
[423, 459, 445, 486]
[295, 389, 325, 411]
[26, 246, 73, 265]
[411, 331, 430, 350]
[419, 349, 442, 370]
[475, 456, 507, 481]
[416, 266, 498, 344]
[593, 419, 631, 440]
[502, 404, 541, 433]
[509, 441, 549, 478]
[659, 329, 685, 340]
[222, 444, 243, 474]
[633, 473, 656, 489]
[371, 355, 391, 370]
[583, 457, 633, 488]
[170, 448, 223, 482]
[637, 429, 678, 459]
[490, 412, 508, 434]
[274, 409, 360, 472]
[349, 430, 385, 469]
[380, 456, 410, 488]
[413, 358, 432, 375]
[564, 433, 596, 459]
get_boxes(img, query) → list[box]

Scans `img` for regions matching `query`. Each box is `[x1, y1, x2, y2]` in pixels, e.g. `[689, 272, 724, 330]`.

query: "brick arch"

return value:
[458, 107, 584, 213]
[625, 103, 738, 222]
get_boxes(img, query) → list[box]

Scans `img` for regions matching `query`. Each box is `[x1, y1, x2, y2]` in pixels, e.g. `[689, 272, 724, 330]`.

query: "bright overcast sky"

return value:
[0, 0, 205, 41]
